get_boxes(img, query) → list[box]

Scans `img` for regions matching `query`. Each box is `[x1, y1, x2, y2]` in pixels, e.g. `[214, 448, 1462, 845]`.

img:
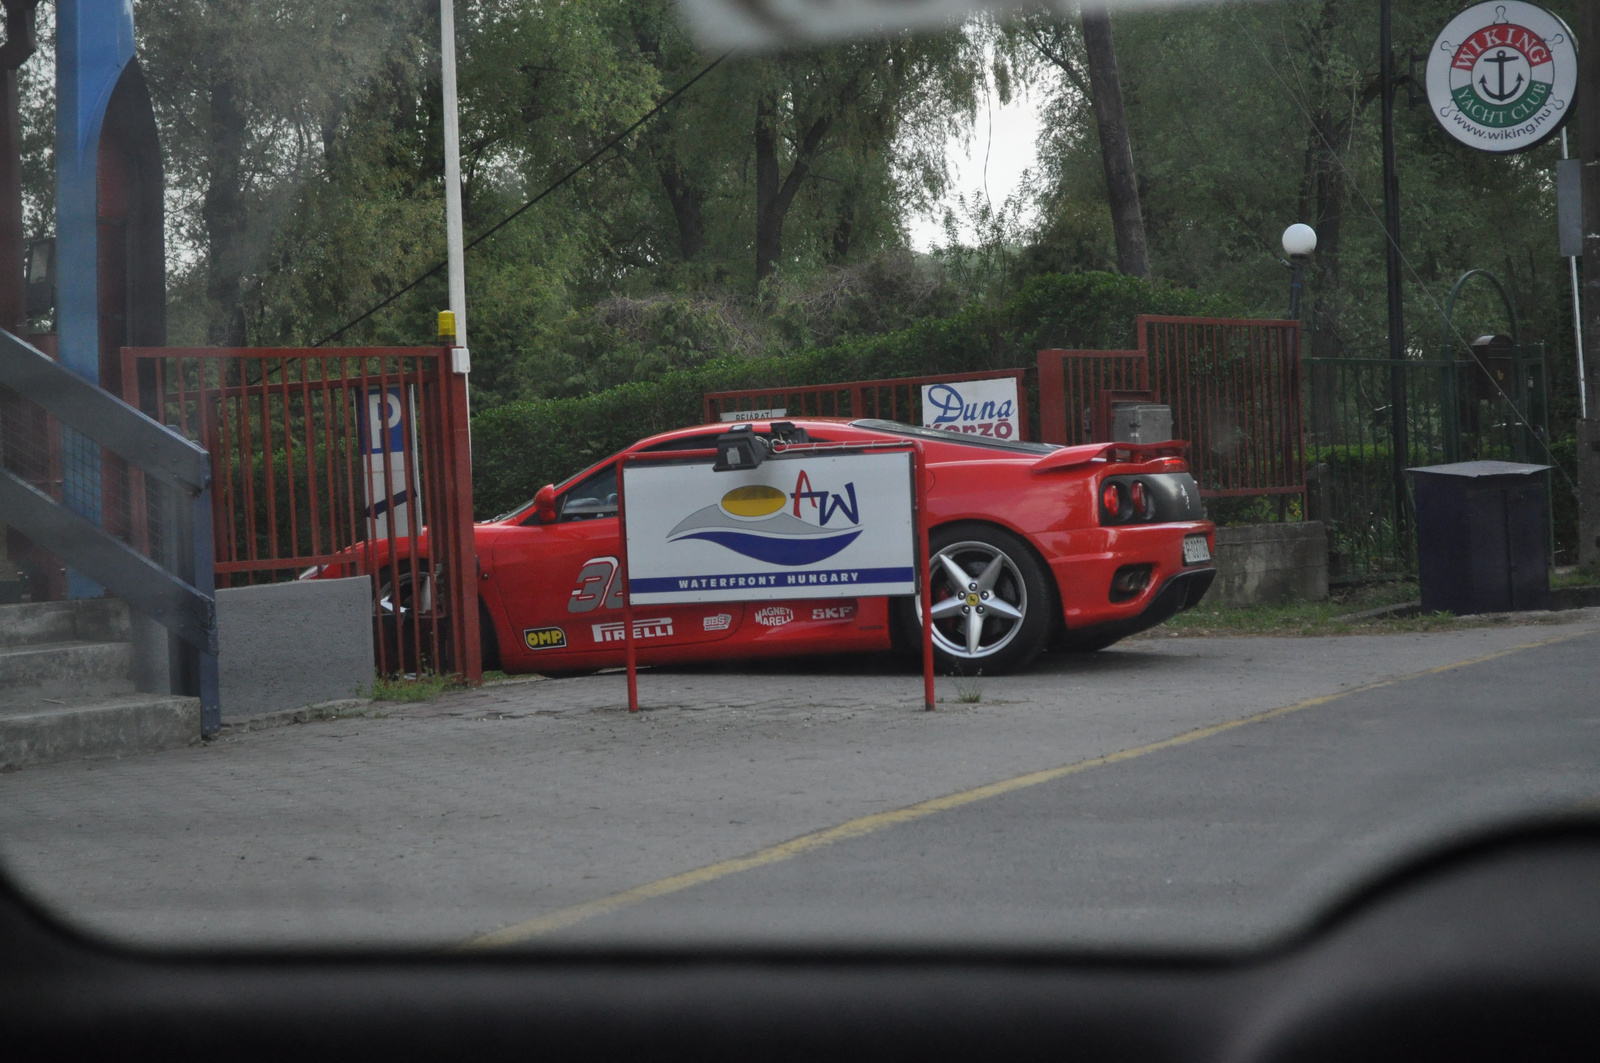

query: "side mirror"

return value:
[534, 484, 558, 523]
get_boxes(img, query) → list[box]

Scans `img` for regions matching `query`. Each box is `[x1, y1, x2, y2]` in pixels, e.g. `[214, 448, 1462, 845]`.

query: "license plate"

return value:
[1183, 535, 1211, 565]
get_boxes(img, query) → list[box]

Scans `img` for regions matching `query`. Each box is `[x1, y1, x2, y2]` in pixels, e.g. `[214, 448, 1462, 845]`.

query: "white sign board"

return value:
[622, 452, 916, 605]
[720, 407, 786, 422]
[360, 385, 421, 538]
[1424, 2, 1576, 154]
[920, 377, 1020, 440]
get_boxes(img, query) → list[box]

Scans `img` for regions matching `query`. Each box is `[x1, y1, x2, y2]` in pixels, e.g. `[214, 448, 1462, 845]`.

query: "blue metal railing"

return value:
[0, 328, 219, 733]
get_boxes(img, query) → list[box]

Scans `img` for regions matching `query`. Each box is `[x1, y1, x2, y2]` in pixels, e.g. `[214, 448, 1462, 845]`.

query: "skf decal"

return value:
[523, 627, 568, 650]
[753, 606, 793, 627]
[811, 604, 856, 621]
[592, 617, 673, 643]
[703, 613, 733, 632]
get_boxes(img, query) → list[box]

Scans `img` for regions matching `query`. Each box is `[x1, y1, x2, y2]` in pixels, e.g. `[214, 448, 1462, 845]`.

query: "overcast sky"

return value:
[906, 73, 1050, 252]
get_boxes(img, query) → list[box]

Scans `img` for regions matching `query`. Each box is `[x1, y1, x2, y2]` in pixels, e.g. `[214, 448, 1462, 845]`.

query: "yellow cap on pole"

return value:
[437, 310, 457, 340]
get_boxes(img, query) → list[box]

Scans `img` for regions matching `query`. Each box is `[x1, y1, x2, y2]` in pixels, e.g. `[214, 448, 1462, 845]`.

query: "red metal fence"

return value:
[1038, 316, 1303, 501]
[119, 346, 480, 682]
[704, 369, 1030, 440]
[1035, 349, 1146, 446]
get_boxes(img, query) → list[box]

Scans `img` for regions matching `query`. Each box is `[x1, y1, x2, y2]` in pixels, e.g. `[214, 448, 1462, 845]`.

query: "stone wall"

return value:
[1209, 522, 1328, 608]
[216, 576, 374, 719]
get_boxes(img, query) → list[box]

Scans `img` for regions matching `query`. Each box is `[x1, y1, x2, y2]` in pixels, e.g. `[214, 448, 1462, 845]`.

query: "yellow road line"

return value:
[462, 626, 1595, 950]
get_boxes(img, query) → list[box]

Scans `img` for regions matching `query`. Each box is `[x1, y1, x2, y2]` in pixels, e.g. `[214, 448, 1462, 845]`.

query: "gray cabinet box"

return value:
[1408, 461, 1550, 615]
[1111, 403, 1172, 445]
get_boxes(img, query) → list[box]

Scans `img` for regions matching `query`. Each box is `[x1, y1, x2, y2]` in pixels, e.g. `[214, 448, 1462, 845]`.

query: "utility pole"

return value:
[440, 0, 469, 380]
[1379, 0, 1410, 558]
[1579, 0, 1600, 569]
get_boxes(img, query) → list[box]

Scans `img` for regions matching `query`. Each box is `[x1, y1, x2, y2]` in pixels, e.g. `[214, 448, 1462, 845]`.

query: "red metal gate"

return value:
[119, 346, 480, 682]
[1037, 317, 1303, 501]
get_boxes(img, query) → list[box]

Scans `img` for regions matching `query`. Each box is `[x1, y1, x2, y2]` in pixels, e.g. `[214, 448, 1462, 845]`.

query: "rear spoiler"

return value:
[1031, 439, 1190, 473]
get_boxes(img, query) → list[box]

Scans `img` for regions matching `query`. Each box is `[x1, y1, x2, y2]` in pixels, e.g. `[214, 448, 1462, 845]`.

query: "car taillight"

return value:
[1130, 480, 1148, 517]
[1102, 482, 1122, 517]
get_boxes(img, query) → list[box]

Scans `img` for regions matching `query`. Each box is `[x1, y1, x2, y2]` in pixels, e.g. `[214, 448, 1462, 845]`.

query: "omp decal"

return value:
[753, 606, 793, 627]
[811, 604, 856, 621]
[568, 556, 624, 613]
[592, 617, 673, 643]
[523, 627, 568, 650]
[666, 469, 862, 566]
[703, 613, 733, 632]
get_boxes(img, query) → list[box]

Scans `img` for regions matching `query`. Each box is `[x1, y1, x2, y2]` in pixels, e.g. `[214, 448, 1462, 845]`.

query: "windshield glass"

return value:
[0, 0, 1594, 957]
[851, 419, 1059, 454]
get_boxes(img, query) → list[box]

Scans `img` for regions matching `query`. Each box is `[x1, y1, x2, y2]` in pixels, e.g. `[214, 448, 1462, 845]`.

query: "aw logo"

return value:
[667, 470, 862, 565]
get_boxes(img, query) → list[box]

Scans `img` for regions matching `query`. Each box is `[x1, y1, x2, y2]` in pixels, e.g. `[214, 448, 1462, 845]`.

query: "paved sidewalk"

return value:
[0, 615, 1594, 950]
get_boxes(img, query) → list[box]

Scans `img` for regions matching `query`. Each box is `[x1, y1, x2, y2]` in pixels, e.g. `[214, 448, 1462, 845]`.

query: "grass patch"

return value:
[950, 671, 983, 703]
[1552, 564, 1600, 590]
[1142, 580, 1446, 638]
[371, 673, 467, 702]
[1144, 576, 1587, 639]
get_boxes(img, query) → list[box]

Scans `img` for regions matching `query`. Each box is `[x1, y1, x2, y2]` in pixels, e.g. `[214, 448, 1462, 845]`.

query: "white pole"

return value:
[441, 0, 469, 375]
[1564, 129, 1587, 418]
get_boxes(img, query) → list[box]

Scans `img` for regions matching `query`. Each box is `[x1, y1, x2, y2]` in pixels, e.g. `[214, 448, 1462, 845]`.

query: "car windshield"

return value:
[0, 0, 1595, 960]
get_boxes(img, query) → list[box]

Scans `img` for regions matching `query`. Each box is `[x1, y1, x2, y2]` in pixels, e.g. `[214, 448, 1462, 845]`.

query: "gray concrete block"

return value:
[216, 577, 374, 719]
[1211, 521, 1329, 608]
[0, 641, 134, 705]
[0, 694, 200, 771]
[0, 598, 129, 648]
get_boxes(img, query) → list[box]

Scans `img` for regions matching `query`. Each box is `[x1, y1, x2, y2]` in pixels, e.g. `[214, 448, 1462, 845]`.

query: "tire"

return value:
[900, 523, 1054, 676]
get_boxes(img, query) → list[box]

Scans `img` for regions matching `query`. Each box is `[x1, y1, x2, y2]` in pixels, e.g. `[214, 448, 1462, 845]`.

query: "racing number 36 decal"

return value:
[568, 556, 625, 613]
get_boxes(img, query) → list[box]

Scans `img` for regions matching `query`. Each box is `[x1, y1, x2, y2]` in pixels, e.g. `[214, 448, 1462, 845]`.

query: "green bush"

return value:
[470, 272, 1233, 517]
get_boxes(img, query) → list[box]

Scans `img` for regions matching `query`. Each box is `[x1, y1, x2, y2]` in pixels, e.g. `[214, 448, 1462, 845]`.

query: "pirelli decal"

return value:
[523, 627, 568, 651]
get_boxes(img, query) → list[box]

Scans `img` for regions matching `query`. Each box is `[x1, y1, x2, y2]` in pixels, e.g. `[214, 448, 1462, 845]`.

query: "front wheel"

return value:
[900, 523, 1054, 675]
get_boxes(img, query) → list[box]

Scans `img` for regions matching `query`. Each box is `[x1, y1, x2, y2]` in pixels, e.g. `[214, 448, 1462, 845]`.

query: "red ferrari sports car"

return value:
[317, 418, 1217, 676]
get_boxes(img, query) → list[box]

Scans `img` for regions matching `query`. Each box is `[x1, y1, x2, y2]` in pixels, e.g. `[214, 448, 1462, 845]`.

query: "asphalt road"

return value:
[1, 615, 1597, 952]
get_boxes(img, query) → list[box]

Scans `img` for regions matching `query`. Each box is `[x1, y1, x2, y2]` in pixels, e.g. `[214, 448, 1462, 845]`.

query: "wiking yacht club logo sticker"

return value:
[1425, 2, 1576, 154]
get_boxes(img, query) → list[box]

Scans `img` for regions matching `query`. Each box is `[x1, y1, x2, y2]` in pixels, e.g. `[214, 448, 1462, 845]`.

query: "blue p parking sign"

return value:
[360, 385, 421, 537]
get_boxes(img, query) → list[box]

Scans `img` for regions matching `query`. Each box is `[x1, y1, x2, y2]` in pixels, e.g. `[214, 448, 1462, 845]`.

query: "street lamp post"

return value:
[1282, 223, 1317, 321]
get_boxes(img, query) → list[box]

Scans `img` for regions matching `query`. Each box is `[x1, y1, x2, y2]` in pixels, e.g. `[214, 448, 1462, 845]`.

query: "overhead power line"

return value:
[312, 54, 728, 348]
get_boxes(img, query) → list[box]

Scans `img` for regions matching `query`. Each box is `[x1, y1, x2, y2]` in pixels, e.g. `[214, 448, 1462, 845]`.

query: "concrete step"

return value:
[0, 598, 131, 648]
[0, 693, 201, 771]
[0, 640, 135, 704]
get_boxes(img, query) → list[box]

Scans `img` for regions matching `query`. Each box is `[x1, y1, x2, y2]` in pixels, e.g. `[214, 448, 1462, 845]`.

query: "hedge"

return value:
[469, 271, 1236, 518]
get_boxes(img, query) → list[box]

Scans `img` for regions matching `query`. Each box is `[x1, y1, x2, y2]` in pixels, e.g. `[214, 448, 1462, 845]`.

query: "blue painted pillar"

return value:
[55, 0, 134, 596]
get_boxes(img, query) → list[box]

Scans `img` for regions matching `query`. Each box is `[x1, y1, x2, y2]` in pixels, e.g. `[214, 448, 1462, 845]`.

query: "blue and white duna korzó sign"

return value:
[622, 452, 916, 605]
[920, 377, 1019, 439]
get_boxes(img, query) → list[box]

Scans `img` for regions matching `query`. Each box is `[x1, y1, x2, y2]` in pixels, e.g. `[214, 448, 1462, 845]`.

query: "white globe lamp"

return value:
[1281, 224, 1316, 320]
[1281, 223, 1318, 258]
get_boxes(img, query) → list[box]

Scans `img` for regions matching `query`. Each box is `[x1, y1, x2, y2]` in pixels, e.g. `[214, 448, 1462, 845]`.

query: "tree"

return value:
[1015, 4, 1148, 279]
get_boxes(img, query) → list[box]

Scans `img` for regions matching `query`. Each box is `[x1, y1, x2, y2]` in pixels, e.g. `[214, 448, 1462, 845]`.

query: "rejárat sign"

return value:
[1425, 2, 1577, 154]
